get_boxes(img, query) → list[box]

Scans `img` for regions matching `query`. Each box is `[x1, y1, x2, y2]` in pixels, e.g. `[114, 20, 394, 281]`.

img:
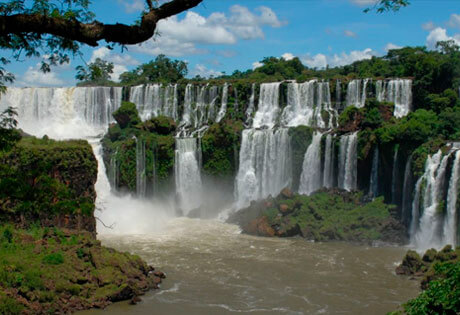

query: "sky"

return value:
[3, 0, 460, 87]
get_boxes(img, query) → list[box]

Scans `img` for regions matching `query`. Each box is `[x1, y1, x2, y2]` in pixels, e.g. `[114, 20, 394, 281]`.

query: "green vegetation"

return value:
[393, 246, 460, 314]
[120, 54, 188, 85]
[102, 103, 176, 192]
[0, 136, 97, 224]
[0, 225, 163, 314]
[201, 119, 244, 177]
[75, 58, 114, 86]
[233, 189, 404, 243]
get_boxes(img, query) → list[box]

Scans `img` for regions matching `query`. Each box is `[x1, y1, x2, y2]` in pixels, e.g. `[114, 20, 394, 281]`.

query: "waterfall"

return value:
[216, 83, 229, 123]
[369, 147, 379, 198]
[180, 84, 194, 130]
[346, 79, 368, 108]
[0, 87, 122, 138]
[388, 79, 412, 118]
[281, 80, 334, 129]
[175, 137, 203, 213]
[129, 84, 180, 121]
[253, 83, 281, 128]
[443, 150, 460, 246]
[136, 137, 147, 198]
[207, 86, 220, 122]
[109, 149, 119, 191]
[299, 132, 323, 195]
[323, 134, 335, 189]
[338, 132, 358, 191]
[375, 79, 412, 118]
[401, 155, 413, 226]
[235, 128, 292, 209]
[412, 150, 453, 249]
[245, 84, 256, 125]
[391, 146, 399, 204]
[336, 79, 342, 109]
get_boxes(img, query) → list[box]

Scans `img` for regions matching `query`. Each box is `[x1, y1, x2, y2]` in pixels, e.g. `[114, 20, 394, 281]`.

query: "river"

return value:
[80, 217, 419, 315]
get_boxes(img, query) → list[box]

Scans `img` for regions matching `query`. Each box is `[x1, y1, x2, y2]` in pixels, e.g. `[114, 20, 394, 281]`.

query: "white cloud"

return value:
[349, 0, 377, 6]
[190, 64, 222, 78]
[385, 43, 402, 51]
[344, 30, 357, 38]
[422, 21, 436, 31]
[426, 27, 460, 50]
[448, 14, 460, 29]
[281, 53, 295, 61]
[301, 48, 376, 69]
[252, 61, 263, 70]
[131, 5, 284, 57]
[302, 53, 328, 69]
[117, 0, 144, 13]
[19, 61, 69, 87]
[89, 47, 139, 81]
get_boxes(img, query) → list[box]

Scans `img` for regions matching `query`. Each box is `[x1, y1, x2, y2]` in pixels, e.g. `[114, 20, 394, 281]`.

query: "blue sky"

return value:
[3, 0, 460, 87]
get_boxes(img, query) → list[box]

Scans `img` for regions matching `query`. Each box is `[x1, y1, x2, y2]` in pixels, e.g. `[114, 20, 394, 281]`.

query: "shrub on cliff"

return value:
[0, 136, 97, 229]
[112, 101, 141, 129]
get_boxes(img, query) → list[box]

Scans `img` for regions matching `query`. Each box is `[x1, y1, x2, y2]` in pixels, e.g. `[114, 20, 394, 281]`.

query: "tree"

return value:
[0, 0, 202, 85]
[364, 0, 410, 13]
[120, 54, 188, 84]
[75, 58, 114, 83]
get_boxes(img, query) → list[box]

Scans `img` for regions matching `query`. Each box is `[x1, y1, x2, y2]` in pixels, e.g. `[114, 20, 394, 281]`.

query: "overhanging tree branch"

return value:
[0, 0, 203, 47]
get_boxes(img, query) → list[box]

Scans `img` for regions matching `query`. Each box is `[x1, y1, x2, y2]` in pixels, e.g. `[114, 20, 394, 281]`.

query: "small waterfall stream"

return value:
[299, 132, 323, 195]
[369, 147, 379, 199]
[338, 132, 358, 191]
[174, 138, 203, 214]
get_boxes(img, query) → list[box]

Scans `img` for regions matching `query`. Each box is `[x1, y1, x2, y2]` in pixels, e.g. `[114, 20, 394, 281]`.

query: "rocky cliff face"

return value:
[0, 136, 98, 234]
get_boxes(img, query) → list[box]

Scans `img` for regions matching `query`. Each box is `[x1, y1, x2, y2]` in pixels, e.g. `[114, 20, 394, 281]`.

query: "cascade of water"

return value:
[245, 84, 256, 125]
[207, 86, 220, 122]
[180, 84, 194, 130]
[412, 151, 451, 249]
[346, 79, 368, 108]
[253, 83, 281, 128]
[129, 84, 162, 120]
[163, 84, 178, 122]
[401, 155, 413, 226]
[0, 87, 122, 138]
[216, 83, 229, 123]
[281, 80, 334, 129]
[443, 150, 460, 246]
[391, 146, 399, 204]
[338, 132, 358, 191]
[109, 149, 119, 191]
[136, 137, 147, 198]
[369, 147, 379, 198]
[336, 79, 342, 109]
[375, 80, 386, 102]
[375, 79, 413, 118]
[299, 132, 323, 195]
[175, 137, 203, 213]
[195, 84, 208, 128]
[323, 134, 335, 188]
[235, 128, 292, 209]
[388, 79, 412, 118]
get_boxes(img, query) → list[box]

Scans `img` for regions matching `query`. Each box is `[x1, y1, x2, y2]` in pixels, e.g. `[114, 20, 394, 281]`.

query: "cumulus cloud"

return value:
[301, 48, 376, 69]
[448, 14, 460, 29]
[385, 43, 402, 51]
[190, 64, 222, 78]
[252, 61, 263, 70]
[88, 47, 139, 81]
[344, 30, 357, 38]
[281, 53, 295, 60]
[18, 57, 71, 87]
[426, 27, 460, 50]
[131, 5, 284, 57]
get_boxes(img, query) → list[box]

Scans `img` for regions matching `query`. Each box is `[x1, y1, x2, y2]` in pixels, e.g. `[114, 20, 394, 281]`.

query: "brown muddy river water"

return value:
[80, 218, 419, 315]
